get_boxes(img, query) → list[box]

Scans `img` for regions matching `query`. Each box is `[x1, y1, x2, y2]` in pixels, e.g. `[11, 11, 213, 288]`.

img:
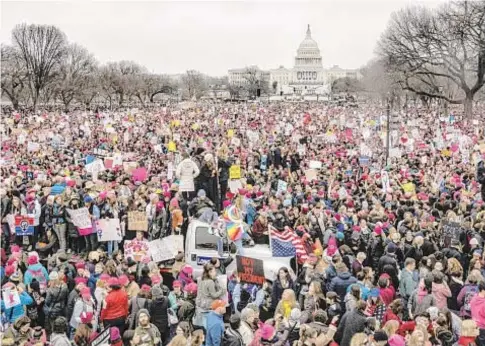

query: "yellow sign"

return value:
[402, 182, 415, 193]
[227, 129, 234, 138]
[168, 141, 177, 152]
[191, 123, 199, 130]
[229, 165, 241, 179]
[171, 120, 180, 127]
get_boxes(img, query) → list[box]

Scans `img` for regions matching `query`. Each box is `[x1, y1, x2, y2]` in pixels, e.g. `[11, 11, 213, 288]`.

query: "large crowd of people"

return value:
[1, 101, 485, 346]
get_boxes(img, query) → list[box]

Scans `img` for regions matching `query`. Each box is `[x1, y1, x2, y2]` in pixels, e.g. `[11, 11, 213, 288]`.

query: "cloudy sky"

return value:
[1, 0, 444, 76]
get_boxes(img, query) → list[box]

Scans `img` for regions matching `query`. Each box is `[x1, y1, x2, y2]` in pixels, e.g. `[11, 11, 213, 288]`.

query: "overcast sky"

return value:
[1, 0, 445, 76]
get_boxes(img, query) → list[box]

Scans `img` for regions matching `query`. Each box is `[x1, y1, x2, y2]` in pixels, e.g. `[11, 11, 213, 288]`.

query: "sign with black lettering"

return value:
[442, 221, 461, 248]
[236, 255, 265, 286]
[91, 327, 110, 346]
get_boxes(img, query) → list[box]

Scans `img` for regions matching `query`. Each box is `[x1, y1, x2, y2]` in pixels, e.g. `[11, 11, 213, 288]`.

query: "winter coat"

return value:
[239, 321, 254, 346]
[101, 288, 128, 321]
[44, 284, 68, 318]
[176, 158, 200, 192]
[432, 282, 452, 309]
[24, 263, 49, 291]
[149, 297, 169, 334]
[271, 278, 294, 310]
[457, 284, 479, 318]
[70, 297, 97, 329]
[408, 287, 435, 317]
[328, 272, 357, 310]
[447, 277, 463, 312]
[206, 311, 224, 346]
[470, 294, 485, 329]
[399, 269, 418, 300]
[223, 327, 244, 346]
[335, 309, 368, 346]
[196, 278, 226, 311]
[66, 288, 80, 322]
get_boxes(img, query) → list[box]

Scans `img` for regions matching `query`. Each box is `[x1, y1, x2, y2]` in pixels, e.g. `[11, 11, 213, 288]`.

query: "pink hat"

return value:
[184, 283, 198, 295]
[75, 262, 85, 270]
[141, 284, 151, 292]
[80, 287, 91, 298]
[5, 265, 15, 277]
[374, 226, 383, 235]
[74, 277, 88, 285]
[80, 311, 93, 324]
[222, 200, 232, 209]
[151, 275, 161, 285]
[27, 255, 38, 265]
[99, 191, 108, 200]
[110, 327, 121, 342]
[181, 265, 193, 275]
[118, 275, 129, 286]
[99, 274, 111, 282]
[108, 277, 120, 287]
[260, 323, 276, 340]
[173, 280, 182, 288]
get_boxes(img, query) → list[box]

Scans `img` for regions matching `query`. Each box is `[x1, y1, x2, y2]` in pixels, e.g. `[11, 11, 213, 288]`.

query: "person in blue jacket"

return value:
[206, 299, 226, 346]
[1, 282, 34, 324]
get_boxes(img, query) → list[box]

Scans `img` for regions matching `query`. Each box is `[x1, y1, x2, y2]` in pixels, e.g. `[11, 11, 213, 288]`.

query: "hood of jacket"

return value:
[338, 272, 352, 280]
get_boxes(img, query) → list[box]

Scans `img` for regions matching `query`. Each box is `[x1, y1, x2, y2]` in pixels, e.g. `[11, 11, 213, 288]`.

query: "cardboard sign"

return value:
[96, 218, 122, 242]
[359, 156, 370, 166]
[309, 160, 322, 169]
[236, 255, 265, 285]
[442, 221, 461, 248]
[148, 235, 183, 262]
[67, 208, 93, 235]
[229, 165, 241, 180]
[277, 180, 287, 193]
[15, 216, 34, 236]
[123, 162, 138, 174]
[2, 287, 21, 309]
[128, 211, 148, 231]
[305, 169, 318, 181]
[91, 327, 111, 346]
[124, 239, 151, 263]
[167, 141, 177, 152]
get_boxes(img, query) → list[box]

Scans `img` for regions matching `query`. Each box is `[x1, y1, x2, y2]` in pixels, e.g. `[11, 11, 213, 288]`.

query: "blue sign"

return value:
[359, 156, 370, 166]
[15, 216, 34, 236]
[196, 256, 225, 266]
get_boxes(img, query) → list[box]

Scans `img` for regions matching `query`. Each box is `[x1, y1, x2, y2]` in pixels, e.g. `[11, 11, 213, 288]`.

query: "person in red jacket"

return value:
[101, 277, 129, 338]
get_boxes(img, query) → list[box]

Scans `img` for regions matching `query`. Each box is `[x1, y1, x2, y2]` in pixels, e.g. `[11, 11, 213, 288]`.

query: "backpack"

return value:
[222, 328, 244, 346]
[463, 286, 478, 315]
[28, 268, 48, 294]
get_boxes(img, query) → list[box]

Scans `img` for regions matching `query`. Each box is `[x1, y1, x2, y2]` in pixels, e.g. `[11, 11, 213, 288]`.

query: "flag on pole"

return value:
[269, 225, 308, 263]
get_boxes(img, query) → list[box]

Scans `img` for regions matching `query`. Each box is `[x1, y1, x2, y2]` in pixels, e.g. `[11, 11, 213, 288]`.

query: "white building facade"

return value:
[229, 25, 360, 97]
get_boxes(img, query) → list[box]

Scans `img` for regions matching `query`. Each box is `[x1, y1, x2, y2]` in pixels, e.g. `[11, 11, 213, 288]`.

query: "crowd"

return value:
[1, 100, 485, 346]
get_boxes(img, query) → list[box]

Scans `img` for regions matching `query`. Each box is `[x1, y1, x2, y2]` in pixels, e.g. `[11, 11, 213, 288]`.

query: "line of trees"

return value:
[377, 0, 485, 118]
[1, 24, 220, 110]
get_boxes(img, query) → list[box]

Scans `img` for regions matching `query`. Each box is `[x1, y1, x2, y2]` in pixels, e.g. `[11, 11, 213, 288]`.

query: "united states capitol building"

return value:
[228, 25, 361, 98]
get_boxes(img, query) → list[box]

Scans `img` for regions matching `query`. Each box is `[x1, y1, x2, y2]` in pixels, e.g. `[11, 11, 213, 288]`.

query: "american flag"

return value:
[269, 225, 308, 263]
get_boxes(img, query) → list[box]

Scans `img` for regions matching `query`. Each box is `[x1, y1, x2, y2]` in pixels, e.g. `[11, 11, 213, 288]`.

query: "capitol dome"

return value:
[297, 25, 321, 56]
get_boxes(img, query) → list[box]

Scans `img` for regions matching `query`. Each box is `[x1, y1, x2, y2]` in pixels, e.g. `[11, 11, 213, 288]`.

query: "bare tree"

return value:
[1, 44, 29, 109]
[11, 24, 67, 110]
[54, 43, 97, 110]
[181, 70, 206, 100]
[378, 1, 485, 118]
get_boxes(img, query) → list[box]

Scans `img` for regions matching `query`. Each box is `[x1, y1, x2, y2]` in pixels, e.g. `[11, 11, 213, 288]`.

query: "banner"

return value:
[442, 221, 461, 248]
[148, 235, 184, 262]
[67, 208, 93, 235]
[15, 216, 34, 236]
[124, 239, 151, 263]
[236, 255, 265, 285]
[277, 180, 287, 193]
[91, 327, 111, 346]
[309, 160, 322, 169]
[96, 219, 122, 242]
[128, 211, 148, 231]
[2, 287, 21, 309]
[229, 165, 241, 179]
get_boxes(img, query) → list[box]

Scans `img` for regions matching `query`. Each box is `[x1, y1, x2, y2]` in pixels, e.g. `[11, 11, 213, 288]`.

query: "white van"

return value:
[184, 220, 296, 281]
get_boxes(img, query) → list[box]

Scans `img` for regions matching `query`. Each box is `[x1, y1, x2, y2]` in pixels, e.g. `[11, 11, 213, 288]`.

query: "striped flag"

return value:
[269, 225, 308, 263]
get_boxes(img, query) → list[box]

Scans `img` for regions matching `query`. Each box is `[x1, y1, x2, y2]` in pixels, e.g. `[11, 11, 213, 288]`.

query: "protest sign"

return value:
[27, 142, 40, 152]
[229, 179, 243, 193]
[148, 235, 184, 262]
[2, 287, 21, 309]
[91, 327, 111, 346]
[309, 161, 322, 169]
[124, 239, 151, 263]
[123, 162, 138, 174]
[277, 180, 288, 193]
[229, 165, 241, 179]
[236, 255, 265, 285]
[359, 156, 370, 166]
[96, 219, 122, 242]
[442, 221, 461, 248]
[168, 141, 177, 152]
[15, 216, 34, 236]
[305, 169, 318, 181]
[128, 211, 148, 231]
[85, 159, 105, 175]
[104, 158, 113, 169]
[132, 167, 148, 182]
[66, 208, 93, 235]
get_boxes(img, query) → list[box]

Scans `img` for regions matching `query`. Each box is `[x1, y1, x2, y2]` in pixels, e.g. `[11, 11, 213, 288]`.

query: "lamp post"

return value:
[386, 94, 391, 167]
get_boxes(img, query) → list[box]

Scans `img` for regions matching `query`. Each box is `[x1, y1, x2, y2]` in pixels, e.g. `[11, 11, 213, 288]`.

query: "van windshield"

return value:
[195, 226, 219, 250]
